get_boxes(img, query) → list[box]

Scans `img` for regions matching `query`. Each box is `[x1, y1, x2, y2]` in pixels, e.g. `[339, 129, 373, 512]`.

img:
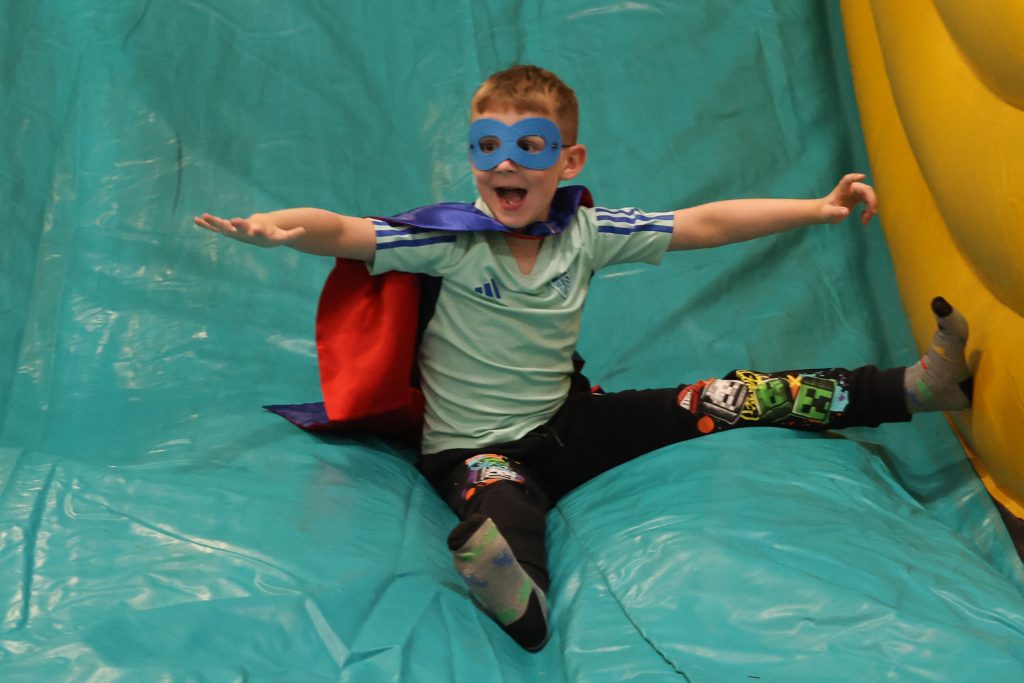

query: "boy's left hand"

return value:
[820, 173, 878, 225]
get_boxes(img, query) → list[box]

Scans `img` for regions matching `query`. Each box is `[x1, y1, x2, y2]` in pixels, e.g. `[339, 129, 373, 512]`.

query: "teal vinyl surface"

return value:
[3, 1, 1024, 680]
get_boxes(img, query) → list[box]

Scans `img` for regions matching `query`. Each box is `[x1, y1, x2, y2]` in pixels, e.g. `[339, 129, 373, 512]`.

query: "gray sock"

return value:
[449, 516, 548, 646]
[904, 297, 972, 413]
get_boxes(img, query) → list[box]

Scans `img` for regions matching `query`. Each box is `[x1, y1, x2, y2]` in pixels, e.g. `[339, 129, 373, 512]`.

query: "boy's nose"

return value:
[493, 158, 518, 172]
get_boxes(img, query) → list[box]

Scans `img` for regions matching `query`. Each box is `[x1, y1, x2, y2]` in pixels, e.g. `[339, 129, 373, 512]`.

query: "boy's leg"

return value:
[687, 296, 972, 433]
[544, 364, 909, 492]
[549, 298, 972, 488]
[684, 363, 910, 434]
[438, 454, 552, 651]
[543, 387, 706, 487]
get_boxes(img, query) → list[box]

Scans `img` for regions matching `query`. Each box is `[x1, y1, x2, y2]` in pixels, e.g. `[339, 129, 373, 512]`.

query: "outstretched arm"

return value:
[193, 208, 376, 261]
[668, 173, 878, 251]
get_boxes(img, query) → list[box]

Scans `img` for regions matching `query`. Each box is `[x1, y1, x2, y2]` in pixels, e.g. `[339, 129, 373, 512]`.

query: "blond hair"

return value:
[470, 65, 579, 144]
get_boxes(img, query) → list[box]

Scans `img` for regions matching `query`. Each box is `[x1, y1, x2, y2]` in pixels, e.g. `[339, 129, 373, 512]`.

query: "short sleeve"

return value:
[587, 207, 674, 271]
[368, 219, 464, 276]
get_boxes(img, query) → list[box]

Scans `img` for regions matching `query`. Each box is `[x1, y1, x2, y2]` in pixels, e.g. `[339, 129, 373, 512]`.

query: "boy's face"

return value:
[469, 109, 587, 229]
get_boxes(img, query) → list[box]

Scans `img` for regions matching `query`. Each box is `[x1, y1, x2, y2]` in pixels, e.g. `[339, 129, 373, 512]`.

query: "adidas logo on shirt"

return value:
[474, 278, 502, 299]
[549, 272, 572, 299]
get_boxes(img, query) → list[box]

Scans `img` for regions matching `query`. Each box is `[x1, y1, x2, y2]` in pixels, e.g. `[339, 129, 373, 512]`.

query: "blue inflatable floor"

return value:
[3, 1, 1024, 680]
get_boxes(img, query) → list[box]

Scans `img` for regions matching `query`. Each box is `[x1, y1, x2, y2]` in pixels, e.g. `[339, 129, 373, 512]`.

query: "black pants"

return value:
[422, 365, 909, 591]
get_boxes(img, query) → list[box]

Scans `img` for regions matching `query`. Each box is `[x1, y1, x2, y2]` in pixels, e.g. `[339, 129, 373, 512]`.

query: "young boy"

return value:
[195, 65, 972, 651]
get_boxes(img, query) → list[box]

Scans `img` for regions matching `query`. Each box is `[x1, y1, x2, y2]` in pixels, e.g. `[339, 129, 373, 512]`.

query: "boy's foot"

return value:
[904, 296, 973, 413]
[448, 514, 549, 651]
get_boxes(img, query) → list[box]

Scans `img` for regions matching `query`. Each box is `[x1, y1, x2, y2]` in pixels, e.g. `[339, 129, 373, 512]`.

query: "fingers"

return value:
[856, 181, 878, 223]
[193, 213, 257, 240]
[193, 213, 240, 235]
[856, 184, 878, 224]
[846, 181, 877, 224]
[193, 213, 265, 244]
[832, 173, 878, 225]
[837, 172, 866, 190]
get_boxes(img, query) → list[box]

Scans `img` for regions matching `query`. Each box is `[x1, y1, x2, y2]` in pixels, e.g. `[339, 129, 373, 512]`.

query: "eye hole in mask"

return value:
[469, 118, 563, 170]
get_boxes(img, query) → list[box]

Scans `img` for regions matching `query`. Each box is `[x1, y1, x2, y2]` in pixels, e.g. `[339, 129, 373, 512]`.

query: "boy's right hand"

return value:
[193, 213, 307, 248]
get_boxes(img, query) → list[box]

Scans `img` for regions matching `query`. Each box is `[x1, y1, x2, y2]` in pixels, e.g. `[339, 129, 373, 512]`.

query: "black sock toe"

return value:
[931, 296, 952, 317]
[959, 376, 975, 401]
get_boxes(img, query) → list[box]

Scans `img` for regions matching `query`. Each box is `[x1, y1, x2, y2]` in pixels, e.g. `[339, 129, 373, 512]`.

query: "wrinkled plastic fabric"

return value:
[2, 1, 1023, 681]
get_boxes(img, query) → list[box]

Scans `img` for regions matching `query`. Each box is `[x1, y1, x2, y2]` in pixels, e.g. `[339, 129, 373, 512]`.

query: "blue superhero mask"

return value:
[468, 117, 564, 170]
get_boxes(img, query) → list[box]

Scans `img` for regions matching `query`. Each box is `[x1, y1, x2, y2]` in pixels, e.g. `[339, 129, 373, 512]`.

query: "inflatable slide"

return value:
[2, 1, 1022, 680]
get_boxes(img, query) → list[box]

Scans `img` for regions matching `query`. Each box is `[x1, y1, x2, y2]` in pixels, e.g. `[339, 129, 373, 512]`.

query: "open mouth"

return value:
[495, 186, 527, 211]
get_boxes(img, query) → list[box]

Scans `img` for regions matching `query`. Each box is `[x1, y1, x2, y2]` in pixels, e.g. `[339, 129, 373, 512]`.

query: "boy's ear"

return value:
[559, 144, 587, 181]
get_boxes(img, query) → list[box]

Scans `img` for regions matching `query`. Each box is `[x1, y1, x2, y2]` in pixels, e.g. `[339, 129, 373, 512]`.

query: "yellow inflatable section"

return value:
[841, 0, 1024, 517]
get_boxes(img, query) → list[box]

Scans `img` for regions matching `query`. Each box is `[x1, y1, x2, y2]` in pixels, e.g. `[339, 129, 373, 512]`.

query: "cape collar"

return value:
[371, 185, 593, 236]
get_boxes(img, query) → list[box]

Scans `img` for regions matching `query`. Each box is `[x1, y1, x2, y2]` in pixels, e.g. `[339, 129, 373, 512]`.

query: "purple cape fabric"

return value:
[369, 184, 590, 234]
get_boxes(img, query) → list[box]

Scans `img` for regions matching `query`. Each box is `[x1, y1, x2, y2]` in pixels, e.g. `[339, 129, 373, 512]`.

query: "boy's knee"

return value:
[459, 453, 529, 503]
[675, 377, 752, 434]
[449, 453, 551, 513]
